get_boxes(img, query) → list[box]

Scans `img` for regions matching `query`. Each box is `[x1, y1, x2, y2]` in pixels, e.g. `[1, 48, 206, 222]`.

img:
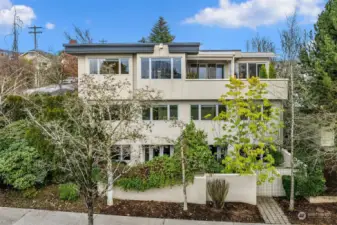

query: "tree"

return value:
[246, 33, 276, 53]
[301, 0, 337, 112]
[213, 77, 282, 184]
[280, 12, 303, 211]
[27, 74, 160, 225]
[268, 63, 276, 78]
[142, 17, 175, 43]
[0, 58, 34, 125]
[65, 25, 93, 44]
[259, 65, 268, 78]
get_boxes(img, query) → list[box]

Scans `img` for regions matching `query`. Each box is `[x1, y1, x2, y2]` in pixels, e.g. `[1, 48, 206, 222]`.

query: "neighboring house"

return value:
[64, 42, 288, 164]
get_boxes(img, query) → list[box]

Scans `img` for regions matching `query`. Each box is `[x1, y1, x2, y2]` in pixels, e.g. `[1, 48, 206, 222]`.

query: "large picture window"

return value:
[187, 63, 225, 79]
[141, 58, 182, 79]
[142, 105, 178, 120]
[89, 58, 130, 75]
[236, 63, 266, 79]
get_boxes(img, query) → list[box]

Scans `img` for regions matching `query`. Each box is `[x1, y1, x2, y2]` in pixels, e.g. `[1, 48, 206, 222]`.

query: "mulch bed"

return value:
[0, 185, 263, 223]
[101, 199, 264, 223]
[275, 197, 337, 225]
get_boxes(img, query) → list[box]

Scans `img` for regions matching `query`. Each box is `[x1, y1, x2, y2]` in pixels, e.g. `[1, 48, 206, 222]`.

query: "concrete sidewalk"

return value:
[0, 207, 272, 225]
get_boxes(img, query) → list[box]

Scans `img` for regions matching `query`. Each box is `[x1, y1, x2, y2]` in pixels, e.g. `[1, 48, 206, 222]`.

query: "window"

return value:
[152, 58, 171, 79]
[142, 107, 151, 120]
[263, 105, 272, 118]
[143, 145, 174, 161]
[120, 58, 129, 74]
[89, 59, 98, 74]
[191, 105, 227, 120]
[89, 58, 130, 75]
[103, 106, 120, 120]
[201, 105, 216, 120]
[216, 65, 224, 79]
[111, 145, 131, 162]
[198, 64, 207, 79]
[100, 59, 119, 74]
[248, 63, 257, 77]
[141, 58, 182, 79]
[153, 105, 168, 120]
[238, 63, 247, 79]
[209, 145, 227, 161]
[236, 63, 267, 79]
[191, 105, 199, 120]
[143, 105, 178, 120]
[187, 63, 225, 79]
[170, 105, 178, 120]
[173, 58, 182, 79]
[141, 58, 150, 79]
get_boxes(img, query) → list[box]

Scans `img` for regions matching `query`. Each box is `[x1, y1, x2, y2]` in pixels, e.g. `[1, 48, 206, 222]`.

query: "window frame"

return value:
[187, 63, 225, 79]
[236, 62, 267, 79]
[88, 58, 130, 75]
[209, 145, 228, 161]
[143, 145, 175, 162]
[111, 145, 131, 162]
[191, 105, 227, 121]
[141, 57, 182, 79]
[142, 105, 179, 121]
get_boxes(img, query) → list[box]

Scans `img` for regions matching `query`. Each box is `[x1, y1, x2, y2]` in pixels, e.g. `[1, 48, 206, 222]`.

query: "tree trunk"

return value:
[289, 64, 295, 211]
[181, 138, 188, 211]
[107, 153, 114, 206]
[86, 190, 94, 225]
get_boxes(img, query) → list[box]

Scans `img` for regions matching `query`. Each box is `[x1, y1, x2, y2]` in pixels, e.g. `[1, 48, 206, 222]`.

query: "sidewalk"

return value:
[0, 207, 273, 225]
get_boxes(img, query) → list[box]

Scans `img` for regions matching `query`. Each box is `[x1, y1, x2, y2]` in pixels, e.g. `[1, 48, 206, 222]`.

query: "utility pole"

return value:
[99, 39, 107, 44]
[29, 25, 43, 49]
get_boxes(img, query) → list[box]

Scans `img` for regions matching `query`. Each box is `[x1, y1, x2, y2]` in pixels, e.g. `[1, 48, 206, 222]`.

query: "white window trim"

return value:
[141, 57, 182, 79]
[209, 145, 227, 160]
[89, 58, 130, 75]
[113, 145, 131, 162]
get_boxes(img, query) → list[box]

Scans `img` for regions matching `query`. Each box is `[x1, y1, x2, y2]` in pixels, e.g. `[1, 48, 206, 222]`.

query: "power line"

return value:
[29, 25, 43, 49]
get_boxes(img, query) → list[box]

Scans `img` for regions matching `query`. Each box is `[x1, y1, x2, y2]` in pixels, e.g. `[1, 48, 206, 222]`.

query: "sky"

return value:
[0, 0, 327, 54]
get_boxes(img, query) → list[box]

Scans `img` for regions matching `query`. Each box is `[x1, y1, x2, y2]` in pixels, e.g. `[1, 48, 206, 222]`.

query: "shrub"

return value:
[59, 183, 79, 201]
[270, 150, 284, 167]
[268, 63, 276, 78]
[259, 65, 268, 78]
[282, 168, 326, 198]
[22, 187, 38, 199]
[207, 179, 229, 209]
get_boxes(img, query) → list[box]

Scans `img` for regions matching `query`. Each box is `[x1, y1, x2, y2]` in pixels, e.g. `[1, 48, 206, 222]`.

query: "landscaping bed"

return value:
[101, 199, 263, 223]
[275, 197, 337, 225]
[0, 185, 263, 223]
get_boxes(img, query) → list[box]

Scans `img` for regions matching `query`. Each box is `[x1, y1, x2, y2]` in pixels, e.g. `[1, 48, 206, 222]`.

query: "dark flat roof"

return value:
[64, 42, 201, 54]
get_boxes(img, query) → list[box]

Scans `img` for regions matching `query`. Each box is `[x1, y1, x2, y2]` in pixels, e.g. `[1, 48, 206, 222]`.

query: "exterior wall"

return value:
[113, 173, 257, 205]
[257, 168, 291, 197]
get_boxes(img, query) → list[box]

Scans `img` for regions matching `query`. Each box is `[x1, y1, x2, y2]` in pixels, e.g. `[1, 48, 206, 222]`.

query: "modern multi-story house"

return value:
[65, 42, 288, 164]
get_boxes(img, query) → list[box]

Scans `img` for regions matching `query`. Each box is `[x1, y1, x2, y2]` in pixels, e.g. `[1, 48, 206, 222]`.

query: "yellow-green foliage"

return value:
[213, 77, 283, 184]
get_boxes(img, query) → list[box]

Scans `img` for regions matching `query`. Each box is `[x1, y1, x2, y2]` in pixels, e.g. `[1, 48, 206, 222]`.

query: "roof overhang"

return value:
[239, 52, 276, 58]
[168, 43, 200, 54]
[63, 43, 156, 55]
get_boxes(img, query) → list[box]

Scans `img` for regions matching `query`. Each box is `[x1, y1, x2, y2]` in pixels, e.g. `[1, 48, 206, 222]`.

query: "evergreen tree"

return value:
[259, 65, 268, 78]
[147, 17, 175, 43]
[301, 0, 337, 112]
[269, 63, 276, 78]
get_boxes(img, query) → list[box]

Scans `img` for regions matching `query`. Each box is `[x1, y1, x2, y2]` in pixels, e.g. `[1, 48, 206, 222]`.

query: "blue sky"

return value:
[0, 0, 327, 54]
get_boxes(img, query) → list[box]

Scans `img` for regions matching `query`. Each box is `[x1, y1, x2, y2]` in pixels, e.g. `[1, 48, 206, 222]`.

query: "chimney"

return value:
[69, 39, 77, 44]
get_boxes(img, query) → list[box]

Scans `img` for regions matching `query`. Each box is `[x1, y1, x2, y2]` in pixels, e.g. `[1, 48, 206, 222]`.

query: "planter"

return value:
[306, 196, 337, 204]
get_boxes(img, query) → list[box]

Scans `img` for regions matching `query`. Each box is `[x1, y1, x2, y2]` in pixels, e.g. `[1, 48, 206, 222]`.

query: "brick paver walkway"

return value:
[257, 197, 291, 224]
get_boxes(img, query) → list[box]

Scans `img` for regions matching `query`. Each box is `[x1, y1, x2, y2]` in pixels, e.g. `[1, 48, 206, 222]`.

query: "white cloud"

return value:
[46, 22, 55, 30]
[0, 0, 36, 27]
[184, 0, 325, 29]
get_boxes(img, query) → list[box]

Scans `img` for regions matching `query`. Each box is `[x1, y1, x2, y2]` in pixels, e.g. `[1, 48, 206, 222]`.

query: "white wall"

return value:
[113, 173, 257, 205]
[257, 168, 291, 197]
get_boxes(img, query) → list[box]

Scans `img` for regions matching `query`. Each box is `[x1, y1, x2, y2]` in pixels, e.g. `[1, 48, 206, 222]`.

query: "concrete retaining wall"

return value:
[114, 173, 257, 205]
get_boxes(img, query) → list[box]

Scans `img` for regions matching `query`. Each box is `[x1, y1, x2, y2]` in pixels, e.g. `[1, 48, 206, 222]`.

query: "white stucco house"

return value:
[64, 42, 288, 165]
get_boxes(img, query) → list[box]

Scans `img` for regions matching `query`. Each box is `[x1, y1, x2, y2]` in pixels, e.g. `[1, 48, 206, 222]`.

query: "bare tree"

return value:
[27, 74, 160, 225]
[0, 59, 33, 123]
[279, 12, 303, 211]
[246, 33, 276, 53]
[65, 25, 93, 44]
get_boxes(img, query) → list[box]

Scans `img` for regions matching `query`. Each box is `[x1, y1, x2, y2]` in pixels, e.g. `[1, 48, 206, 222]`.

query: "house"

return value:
[64, 42, 288, 164]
